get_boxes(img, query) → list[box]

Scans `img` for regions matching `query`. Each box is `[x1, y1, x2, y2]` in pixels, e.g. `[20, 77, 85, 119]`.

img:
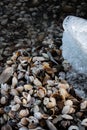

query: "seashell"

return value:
[46, 97, 56, 108]
[76, 112, 83, 118]
[11, 104, 20, 111]
[80, 100, 87, 110]
[3, 114, 8, 121]
[68, 125, 79, 130]
[29, 76, 34, 83]
[22, 98, 27, 105]
[47, 80, 55, 86]
[28, 116, 39, 124]
[1, 83, 9, 92]
[0, 117, 4, 125]
[18, 72, 24, 80]
[14, 96, 22, 104]
[33, 105, 39, 113]
[24, 84, 33, 91]
[33, 78, 42, 86]
[0, 96, 7, 105]
[46, 120, 57, 130]
[1, 124, 12, 130]
[19, 109, 29, 118]
[58, 83, 69, 89]
[62, 105, 71, 114]
[6, 60, 13, 65]
[20, 117, 29, 125]
[8, 110, 16, 119]
[61, 114, 73, 120]
[12, 76, 18, 88]
[10, 88, 19, 96]
[0, 108, 4, 114]
[0, 67, 13, 84]
[81, 118, 87, 127]
[19, 126, 29, 130]
[16, 86, 24, 92]
[43, 97, 49, 105]
[34, 112, 42, 120]
[37, 87, 46, 98]
[11, 51, 20, 61]
[33, 56, 45, 62]
[59, 88, 69, 100]
[64, 100, 73, 106]
[69, 107, 75, 114]
[22, 92, 31, 102]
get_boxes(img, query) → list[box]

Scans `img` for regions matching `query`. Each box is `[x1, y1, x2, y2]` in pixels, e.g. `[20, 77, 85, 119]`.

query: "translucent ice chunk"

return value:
[62, 16, 87, 74]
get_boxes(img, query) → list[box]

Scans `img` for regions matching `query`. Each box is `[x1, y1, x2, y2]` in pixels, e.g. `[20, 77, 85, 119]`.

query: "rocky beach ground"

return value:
[0, 0, 87, 130]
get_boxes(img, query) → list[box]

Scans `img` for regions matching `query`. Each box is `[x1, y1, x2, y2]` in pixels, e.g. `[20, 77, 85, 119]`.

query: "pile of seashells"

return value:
[0, 46, 87, 130]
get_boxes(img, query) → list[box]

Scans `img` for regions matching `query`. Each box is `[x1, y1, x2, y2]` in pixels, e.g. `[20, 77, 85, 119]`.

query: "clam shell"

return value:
[19, 109, 29, 118]
[37, 87, 46, 98]
[61, 114, 73, 120]
[81, 118, 87, 127]
[24, 84, 33, 91]
[34, 112, 42, 120]
[68, 125, 79, 130]
[16, 86, 24, 92]
[10, 89, 19, 96]
[46, 120, 57, 130]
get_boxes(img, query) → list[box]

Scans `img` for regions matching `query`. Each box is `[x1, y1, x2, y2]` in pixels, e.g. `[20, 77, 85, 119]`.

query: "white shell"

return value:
[46, 97, 56, 108]
[81, 118, 87, 127]
[61, 114, 73, 120]
[19, 127, 28, 130]
[43, 97, 49, 105]
[0, 97, 7, 104]
[62, 105, 71, 114]
[11, 104, 20, 111]
[34, 112, 42, 120]
[64, 100, 73, 106]
[33, 78, 42, 86]
[12, 76, 18, 88]
[14, 96, 21, 104]
[19, 109, 29, 118]
[80, 100, 87, 110]
[68, 125, 79, 130]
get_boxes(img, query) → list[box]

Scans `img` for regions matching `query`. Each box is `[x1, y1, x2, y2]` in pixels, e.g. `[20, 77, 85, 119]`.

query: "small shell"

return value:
[12, 76, 18, 88]
[43, 97, 49, 105]
[68, 125, 79, 130]
[22, 92, 31, 102]
[29, 76, 34, 83]
[19, 126, 28, 130]
[80, 100, 87, 110]
[0, 97, 7, 105]
[19, 109, 29, 118]
[46, 97, 56, 108]
[81, 118, 87, 127]
[59, 88, 69, 100]
[3, 114, 8, 121]
[16, 86, 24, 92]
[37, 87, 46, 98]
[14, 96, 21, 104]
[11, 104, 20, 111]
[69, 107, 75, 114]
[64, 100, 73, 106]
[0, 117, 4, 125]
[62, 105, 71, 114]
[24, 84, 33, 91]
[33, 78, 42, 86]
[46, 120, 57, 130]
[20, 117, 29, 125]
[10, 89, 19, 96]
[33, 56, 45, 62]
[61, 114, 73, 120]
[1, 124, 12, 130]
[22, 98, 27, 105]
[34, 112, 42, 120]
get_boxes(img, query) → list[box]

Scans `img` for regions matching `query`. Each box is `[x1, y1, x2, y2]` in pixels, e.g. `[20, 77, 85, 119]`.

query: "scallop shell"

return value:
[46, 97, 56, 108]
[19, 109, 29, 118]
[68, 125, 79, 130]
[81, 118, 87, 127]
